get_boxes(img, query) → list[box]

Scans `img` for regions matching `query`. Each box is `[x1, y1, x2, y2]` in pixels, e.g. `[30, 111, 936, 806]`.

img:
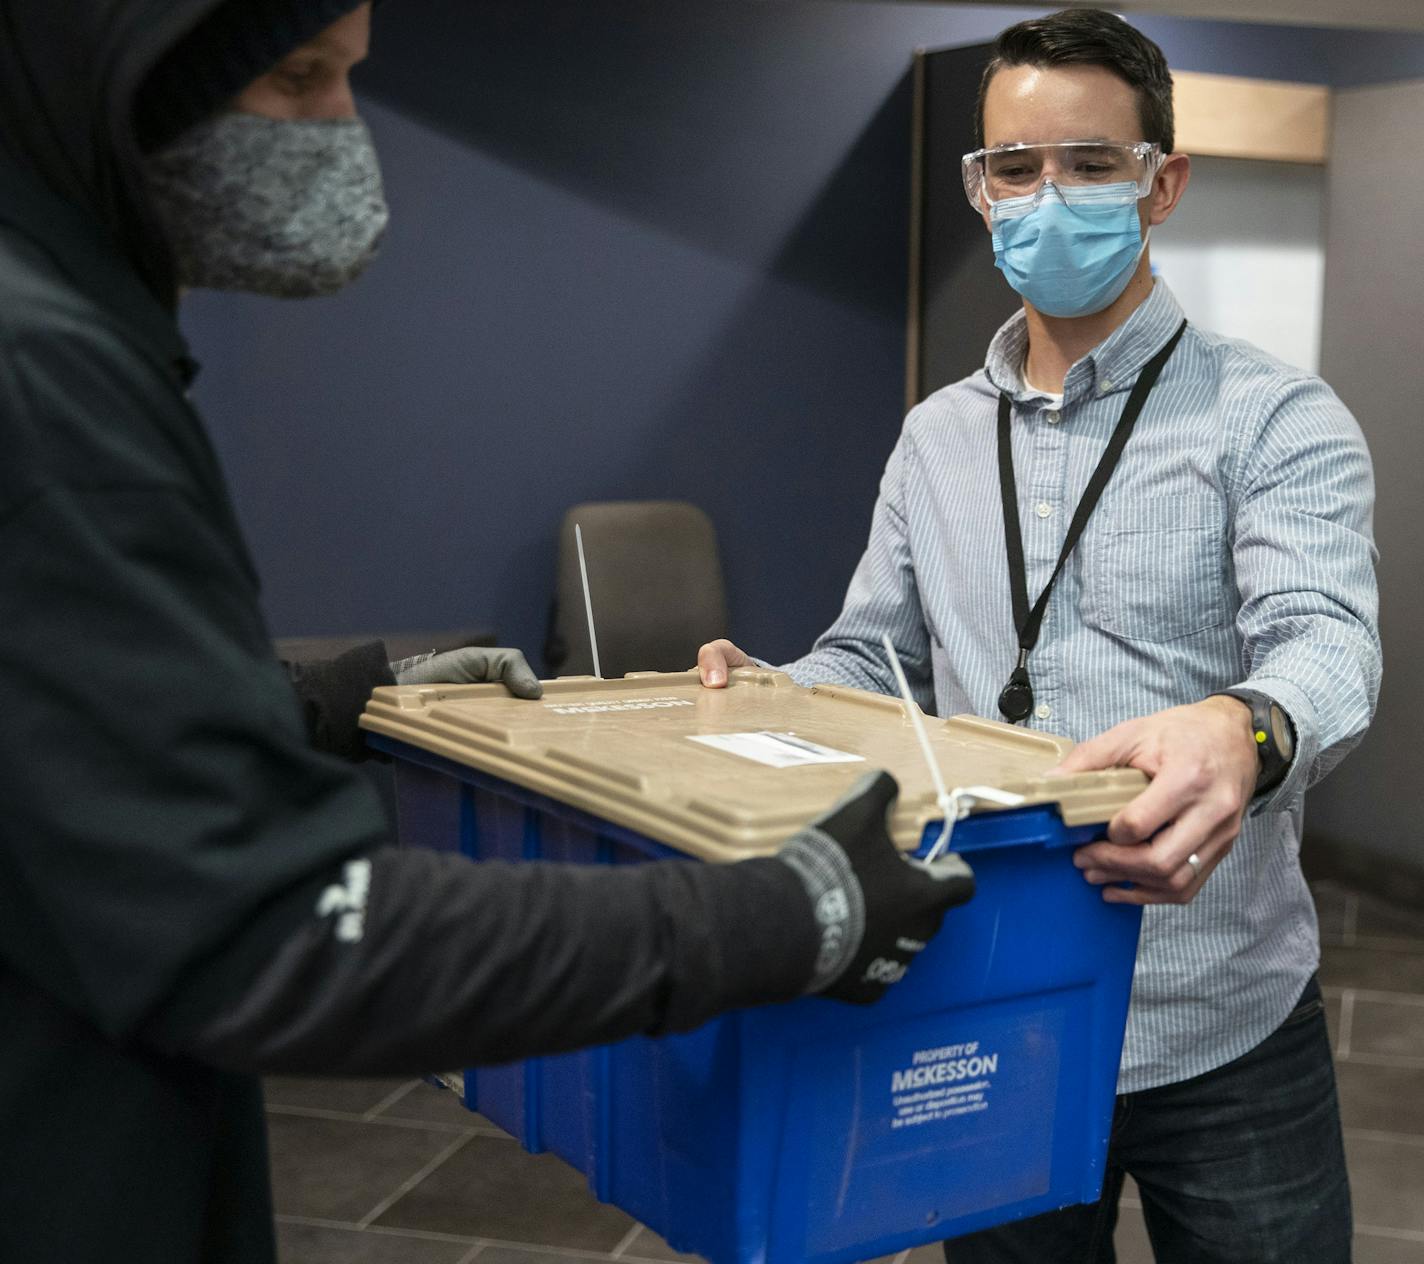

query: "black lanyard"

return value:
[995, 319, 1188, 723]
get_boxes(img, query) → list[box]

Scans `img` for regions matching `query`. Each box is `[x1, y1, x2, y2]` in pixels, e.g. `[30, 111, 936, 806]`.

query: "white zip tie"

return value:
[881, 634, 955, 859]
[954, 785, 1029, 810]
[880, 635, 1027, 862]
[575, 523, 602, 680]
[925, 784, 1030, 862]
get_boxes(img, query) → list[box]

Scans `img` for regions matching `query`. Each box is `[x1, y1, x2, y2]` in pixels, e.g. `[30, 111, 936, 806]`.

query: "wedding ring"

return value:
[1186, 852, 1202, 879]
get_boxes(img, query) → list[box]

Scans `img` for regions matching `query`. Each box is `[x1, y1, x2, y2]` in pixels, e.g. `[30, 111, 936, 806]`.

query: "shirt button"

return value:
[1036, 501, 1053, 519]
[1099, 379, 1114, 393]
[1045, 409, 1061, 424]
[1035, 703, 1052, 720]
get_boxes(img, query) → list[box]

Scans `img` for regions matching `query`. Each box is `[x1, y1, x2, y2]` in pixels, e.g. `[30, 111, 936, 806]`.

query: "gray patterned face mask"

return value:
[145, 112, 390, 298]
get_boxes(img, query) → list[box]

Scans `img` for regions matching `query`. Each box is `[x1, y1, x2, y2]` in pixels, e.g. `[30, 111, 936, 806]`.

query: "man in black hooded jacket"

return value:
[0, 2, 975, 1260]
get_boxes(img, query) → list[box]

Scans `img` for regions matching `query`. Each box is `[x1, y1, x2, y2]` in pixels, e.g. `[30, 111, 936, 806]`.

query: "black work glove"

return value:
[390, 646, 543, 699]
[776, 770, 974, 1004]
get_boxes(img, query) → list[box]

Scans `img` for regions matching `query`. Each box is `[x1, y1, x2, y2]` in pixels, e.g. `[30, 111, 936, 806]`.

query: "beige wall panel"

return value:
[1173, 71, 1330, 164]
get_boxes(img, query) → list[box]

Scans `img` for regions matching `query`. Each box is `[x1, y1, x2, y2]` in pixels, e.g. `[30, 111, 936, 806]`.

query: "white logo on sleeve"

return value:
[813, 887, 851, 977]
[315, 859, 372, 943]
[816, 888, 850, 925]
[863, 957, 908, 985]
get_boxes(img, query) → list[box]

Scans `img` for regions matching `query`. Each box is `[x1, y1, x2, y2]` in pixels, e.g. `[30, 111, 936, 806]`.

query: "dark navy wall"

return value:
[180, 0, 1424, 668]
[181, 0, 1047, 666]
[1130, 16, 1424, 86]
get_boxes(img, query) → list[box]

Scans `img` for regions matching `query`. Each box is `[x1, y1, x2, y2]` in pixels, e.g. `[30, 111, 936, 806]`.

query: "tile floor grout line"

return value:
[1337, 988, 1355, 1060]
[1321, 933, 1424, 954]
[273, 1214, 364, 1231]
[1337, 1050, 1424, 1070]
[349, 1225, 493, 1248]
[356, 1130, 476, 1230]
[472, 1237, 653, 1263]
[273, 1213, 481, 1245]
[276, 1211, 657, 1263]
[454, 1243, 490, 1264]
[1343, 893, 1359, 946]
[352, 1222, 653, 1260]
[623, 1256, 707, 1263]
[1344, 1127, 1424, 1149]
[264, 1101, 511, 1137]
[364, 1078, 422, 1120]
[1355, 1223, 1424, 1242]
[1322, 984, 1424, 1007]
[514, 1245, 623, 1262]
[609, 1224, 645, 1258]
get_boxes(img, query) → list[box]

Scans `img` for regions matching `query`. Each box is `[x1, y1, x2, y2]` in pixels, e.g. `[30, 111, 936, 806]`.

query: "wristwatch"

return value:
[1210, 688, 1295, 795]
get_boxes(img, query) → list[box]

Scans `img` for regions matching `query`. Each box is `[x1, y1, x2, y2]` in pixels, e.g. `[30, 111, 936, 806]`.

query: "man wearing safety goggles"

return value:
[700, 8, 1378, 1262]
[963, 138, 1166, 320]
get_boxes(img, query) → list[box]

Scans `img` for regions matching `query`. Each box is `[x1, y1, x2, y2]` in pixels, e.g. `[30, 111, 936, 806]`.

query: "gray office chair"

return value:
[544, 501, 729, 679]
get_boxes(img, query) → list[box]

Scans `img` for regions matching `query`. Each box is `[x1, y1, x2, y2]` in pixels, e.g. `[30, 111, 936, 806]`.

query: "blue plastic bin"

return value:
[370, 733, 1142, 1264]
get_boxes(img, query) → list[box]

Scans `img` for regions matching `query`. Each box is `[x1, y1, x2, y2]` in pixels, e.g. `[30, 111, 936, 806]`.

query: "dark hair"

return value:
[975, 8, 1174, 154]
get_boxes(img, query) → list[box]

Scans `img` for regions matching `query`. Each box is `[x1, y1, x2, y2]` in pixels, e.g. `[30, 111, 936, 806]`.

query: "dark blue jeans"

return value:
[943, 977, 1351, 1263]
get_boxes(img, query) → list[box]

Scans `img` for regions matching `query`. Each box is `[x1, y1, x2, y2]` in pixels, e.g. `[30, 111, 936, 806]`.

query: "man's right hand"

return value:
[776, 771, 975, 1005]
[697, 639, 753, 687]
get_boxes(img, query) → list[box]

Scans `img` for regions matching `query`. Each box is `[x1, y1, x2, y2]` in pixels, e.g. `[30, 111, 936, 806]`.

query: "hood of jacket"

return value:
[0, 0, 367, 308]
[0, 0, 233, 306]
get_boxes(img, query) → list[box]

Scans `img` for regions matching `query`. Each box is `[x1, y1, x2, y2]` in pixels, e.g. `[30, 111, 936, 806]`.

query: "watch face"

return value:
[1270, 703, 1295, 761]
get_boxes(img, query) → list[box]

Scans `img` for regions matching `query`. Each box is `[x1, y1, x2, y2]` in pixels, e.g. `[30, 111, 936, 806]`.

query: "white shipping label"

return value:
[688, 731, 865, 769]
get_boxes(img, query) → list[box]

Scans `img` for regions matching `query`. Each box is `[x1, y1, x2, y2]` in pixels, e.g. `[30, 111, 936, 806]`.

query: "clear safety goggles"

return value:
[961, 140, 1164, 211]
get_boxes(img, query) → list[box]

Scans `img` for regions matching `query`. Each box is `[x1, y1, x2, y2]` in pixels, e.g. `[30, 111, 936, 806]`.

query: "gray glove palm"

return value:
[390, 646, 543, 699]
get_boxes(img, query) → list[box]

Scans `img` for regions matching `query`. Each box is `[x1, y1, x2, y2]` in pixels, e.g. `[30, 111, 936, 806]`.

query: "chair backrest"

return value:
[545, 501, 729, 679]
[274, 627, 497, 665]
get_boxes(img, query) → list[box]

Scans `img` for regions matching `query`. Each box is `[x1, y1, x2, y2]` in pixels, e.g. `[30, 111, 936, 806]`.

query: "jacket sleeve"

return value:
[141, 845, 817, 1074]
[0, 351, 818, 1076]
[281, 642, 395, 761]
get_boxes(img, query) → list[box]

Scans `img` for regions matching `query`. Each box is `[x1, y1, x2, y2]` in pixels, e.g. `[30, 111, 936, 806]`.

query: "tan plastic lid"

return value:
[360, 669, 1147, 862]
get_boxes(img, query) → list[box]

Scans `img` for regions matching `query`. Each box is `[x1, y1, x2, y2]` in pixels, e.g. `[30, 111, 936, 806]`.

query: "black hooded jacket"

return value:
[0, 3, 818, 1260]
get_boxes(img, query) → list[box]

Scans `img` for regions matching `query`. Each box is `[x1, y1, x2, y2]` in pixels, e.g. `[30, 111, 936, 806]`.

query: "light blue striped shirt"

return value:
[782, 281, 1380, 1093]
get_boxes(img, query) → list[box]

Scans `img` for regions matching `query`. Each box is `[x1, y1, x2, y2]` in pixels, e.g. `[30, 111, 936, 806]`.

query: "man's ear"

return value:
[1148, 152, 1191, 228]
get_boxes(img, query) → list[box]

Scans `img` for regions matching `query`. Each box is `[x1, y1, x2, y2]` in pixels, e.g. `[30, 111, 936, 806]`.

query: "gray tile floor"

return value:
[266, 880, 1424, 1264]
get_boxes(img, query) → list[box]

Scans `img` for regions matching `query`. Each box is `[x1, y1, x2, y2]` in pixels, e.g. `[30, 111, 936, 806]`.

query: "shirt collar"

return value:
[0, 149, 198, 389]
[984, 280, 1187, 405]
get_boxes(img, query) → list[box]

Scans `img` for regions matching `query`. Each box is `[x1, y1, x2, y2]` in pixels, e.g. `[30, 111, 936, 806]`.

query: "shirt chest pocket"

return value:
[1081, 494, 1231, 642]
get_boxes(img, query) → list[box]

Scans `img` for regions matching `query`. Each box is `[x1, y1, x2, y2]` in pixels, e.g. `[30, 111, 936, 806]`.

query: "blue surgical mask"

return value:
[989, 181, 1148, 319]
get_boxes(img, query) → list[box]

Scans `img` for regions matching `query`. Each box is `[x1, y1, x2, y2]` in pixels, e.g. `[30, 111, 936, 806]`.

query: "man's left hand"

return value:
[1052, 696, 1258, 905]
